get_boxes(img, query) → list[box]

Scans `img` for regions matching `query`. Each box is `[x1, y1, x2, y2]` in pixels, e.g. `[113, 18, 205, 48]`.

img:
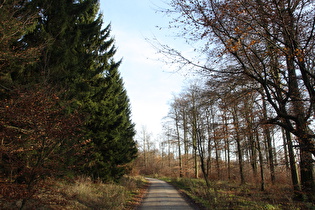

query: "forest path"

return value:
[138, 178, 196, 210]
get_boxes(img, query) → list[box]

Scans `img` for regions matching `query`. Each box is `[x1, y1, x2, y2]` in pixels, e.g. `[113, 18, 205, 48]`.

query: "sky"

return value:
[100, 0, 189, 139]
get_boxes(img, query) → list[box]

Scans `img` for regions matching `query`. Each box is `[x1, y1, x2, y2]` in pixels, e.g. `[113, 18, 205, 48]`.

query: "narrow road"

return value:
[138, 178, 196, 210]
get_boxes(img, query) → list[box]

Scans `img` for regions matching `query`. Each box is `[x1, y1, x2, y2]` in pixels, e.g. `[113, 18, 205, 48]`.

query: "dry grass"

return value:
[0, 176, 148, 209]
[162, 177, 315, 210]
[57, 177, 128, 209]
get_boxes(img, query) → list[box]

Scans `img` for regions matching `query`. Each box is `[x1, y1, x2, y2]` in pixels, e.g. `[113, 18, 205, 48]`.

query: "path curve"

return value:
[138, 178, 196, 210]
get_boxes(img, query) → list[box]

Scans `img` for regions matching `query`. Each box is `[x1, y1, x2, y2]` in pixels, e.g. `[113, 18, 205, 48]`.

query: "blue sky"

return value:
[100, 0, 189, 139]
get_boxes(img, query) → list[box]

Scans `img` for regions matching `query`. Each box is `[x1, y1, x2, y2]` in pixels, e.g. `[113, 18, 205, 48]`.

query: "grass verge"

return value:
[160, 177, 315, 210]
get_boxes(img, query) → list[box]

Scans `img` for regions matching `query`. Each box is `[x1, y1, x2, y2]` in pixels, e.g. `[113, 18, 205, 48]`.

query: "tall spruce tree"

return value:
[0, 0, 39, 95]
[8, 0, 137, 180]
[85, 60, 137, 180]
[16, 0, 101, 87]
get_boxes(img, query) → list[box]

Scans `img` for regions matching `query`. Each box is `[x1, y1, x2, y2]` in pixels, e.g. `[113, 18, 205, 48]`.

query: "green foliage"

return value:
[0, 0, 137, 190]
[0, 0, 40, 94]
[83, 62, 137, 181]
[17, 0, 99, 86]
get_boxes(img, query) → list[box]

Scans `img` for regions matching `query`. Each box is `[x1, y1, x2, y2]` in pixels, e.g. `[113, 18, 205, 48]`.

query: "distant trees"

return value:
[149, 79, 302, 194]
[0, 0, 137, 201]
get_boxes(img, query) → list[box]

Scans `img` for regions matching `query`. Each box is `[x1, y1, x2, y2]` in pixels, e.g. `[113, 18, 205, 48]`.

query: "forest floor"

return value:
[1, 176, 314, 209]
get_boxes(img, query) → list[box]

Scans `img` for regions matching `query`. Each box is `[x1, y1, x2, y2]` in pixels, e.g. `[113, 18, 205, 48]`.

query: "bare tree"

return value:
[160, 0, 315, 200]
[169, 97, 185, 177]
[139, 126, 152, 171]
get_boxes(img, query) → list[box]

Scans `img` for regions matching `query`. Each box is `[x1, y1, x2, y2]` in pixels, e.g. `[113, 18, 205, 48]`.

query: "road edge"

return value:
[167, 181, 206, 210]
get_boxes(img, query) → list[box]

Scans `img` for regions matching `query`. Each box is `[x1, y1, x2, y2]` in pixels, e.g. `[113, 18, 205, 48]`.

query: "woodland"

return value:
[135, 0, 315, 205]
[0, 0, 137, 208]
[1, 0, 315, 209]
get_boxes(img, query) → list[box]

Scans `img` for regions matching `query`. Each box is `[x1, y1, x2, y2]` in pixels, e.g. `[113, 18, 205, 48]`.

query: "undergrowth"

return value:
[0, 176, 147, 209]
[161, 177, 315, 209]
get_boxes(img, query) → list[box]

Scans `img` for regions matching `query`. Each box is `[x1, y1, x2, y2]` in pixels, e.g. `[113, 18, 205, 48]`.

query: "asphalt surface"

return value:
[138, 178, 195, 210]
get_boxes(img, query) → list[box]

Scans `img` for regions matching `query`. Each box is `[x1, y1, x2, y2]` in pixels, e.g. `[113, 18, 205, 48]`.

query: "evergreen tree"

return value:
[16, 0, 100, 87]
[85, 59, 137, 180]
[0, 0, 39, 95]
[12, 0, 138, 180]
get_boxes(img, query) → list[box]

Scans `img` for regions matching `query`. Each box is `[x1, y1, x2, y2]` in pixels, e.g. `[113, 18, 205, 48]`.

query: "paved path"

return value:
[138, 178, 195, 210]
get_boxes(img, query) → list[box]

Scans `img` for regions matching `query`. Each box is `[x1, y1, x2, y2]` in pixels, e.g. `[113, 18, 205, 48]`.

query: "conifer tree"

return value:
[0, 0, 39, 94]
[17, 0, 100, 87]
[13, 0, 138, 181]
[84, 59, 137, 180]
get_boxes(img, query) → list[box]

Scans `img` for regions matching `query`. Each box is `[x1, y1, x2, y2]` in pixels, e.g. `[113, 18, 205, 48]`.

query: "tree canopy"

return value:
[157, 0, 315, 201]
[0, 1, 137, 199]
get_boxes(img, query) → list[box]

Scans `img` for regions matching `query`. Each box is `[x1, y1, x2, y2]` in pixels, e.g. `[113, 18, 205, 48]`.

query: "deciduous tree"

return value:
[0, 86, 85, 207]
[163, 0, 315, 200]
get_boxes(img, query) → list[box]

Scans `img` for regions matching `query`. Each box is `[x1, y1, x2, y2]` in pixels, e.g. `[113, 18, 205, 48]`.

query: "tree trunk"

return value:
[232, 107, 245, 184]
[192, 120, 199, 178]
[212, 115, 220, 178]
[206, 109, 212, 178]
[197, 129, 210, 187]
[256, 129, 265, 191]
[300, 141, 315, 201]
[249, 134, 258, 180]
[192, 104, 199, 178]
[281, 127, 290, 170]
[175, 115, 183, 177]
[282, 6, 315, 200]
[183, 110, 189, 176]
[223, 113, 231, 180]
[262, 98, 276, 184]
[284, 128, 302, 199]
